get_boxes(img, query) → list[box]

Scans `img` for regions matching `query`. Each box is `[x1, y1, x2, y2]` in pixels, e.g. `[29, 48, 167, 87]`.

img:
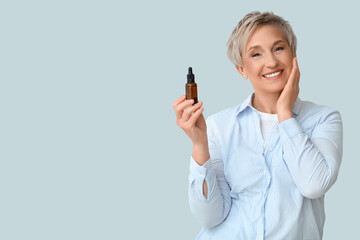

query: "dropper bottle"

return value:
[185, 67, 198, 104]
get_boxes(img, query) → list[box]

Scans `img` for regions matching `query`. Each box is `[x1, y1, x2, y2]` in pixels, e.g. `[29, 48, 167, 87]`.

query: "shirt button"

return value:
[269, 147, 273, 151]
[200, 173, 205, 177]
[263, 169, 267, 174]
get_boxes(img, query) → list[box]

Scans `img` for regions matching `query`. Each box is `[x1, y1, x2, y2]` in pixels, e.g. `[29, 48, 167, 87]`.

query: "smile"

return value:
[263, 70, 284, 79]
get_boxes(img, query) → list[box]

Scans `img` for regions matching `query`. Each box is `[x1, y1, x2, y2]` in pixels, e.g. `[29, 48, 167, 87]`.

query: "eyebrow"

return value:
[247, 40, 285, 53]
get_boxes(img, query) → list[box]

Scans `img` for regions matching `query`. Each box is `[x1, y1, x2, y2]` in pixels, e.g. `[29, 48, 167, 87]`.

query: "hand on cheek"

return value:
[276, 57, 300, 123]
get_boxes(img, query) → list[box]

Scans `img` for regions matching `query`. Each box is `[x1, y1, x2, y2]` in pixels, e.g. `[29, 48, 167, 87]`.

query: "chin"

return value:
[264, 85, 286, 95]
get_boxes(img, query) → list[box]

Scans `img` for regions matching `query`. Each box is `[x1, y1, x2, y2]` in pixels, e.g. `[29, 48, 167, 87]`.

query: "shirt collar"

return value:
[235, 92, 302, 116]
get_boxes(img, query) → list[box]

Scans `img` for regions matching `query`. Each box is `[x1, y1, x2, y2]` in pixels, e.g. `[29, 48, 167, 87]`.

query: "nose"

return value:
[265, 53, 279, 68]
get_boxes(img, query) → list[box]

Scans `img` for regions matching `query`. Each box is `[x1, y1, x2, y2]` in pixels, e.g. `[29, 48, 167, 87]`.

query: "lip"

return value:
[263, 69, 283, 75]
[262, 69, 284, 80]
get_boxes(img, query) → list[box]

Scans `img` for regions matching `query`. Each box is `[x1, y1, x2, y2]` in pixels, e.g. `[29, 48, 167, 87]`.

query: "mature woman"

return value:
[173, 11, 343, 239]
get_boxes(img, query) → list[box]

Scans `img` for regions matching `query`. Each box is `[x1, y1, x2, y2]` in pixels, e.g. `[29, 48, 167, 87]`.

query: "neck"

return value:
[252, 91, 281, 114]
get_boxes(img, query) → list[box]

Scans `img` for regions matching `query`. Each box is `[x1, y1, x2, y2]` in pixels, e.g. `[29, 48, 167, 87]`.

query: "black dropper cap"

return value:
[187, 67, 195, 83]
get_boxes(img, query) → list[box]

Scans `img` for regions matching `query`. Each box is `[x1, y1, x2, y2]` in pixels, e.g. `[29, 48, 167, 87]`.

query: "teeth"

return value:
[264, 70, 282, 78]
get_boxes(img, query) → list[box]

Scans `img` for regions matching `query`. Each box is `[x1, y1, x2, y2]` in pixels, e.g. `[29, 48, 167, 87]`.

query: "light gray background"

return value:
[0, 0, 358, 239]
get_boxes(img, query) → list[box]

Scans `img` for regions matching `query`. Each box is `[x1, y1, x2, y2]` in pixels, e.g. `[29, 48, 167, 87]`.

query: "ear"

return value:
[236, 65, 248, 80]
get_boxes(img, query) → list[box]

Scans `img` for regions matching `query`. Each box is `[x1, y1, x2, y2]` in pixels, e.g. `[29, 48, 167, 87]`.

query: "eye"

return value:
[275, 47, 284, 51]
[251, 53, 260, 57]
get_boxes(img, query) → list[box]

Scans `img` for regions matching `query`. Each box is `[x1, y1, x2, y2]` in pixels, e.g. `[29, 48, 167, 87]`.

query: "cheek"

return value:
[247, 64, 262, 77]
[285, 53, 294, 67]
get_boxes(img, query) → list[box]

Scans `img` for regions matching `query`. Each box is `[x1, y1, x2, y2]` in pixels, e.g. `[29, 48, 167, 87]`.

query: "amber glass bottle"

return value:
[185, 67, 198, 104]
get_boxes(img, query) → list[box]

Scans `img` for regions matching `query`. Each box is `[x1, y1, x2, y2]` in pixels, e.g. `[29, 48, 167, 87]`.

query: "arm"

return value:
[278, 110, 343, 199]
[192, 142, 210, 198]
[188, 117, 232, 228]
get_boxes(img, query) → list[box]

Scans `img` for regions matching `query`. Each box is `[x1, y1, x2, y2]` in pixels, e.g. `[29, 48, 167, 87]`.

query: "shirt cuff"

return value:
[278, 117, 304, 143]
[189, 156, 214, 179]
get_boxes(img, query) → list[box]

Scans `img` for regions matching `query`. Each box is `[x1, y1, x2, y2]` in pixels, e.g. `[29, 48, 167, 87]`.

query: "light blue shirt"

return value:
[188, 92, 343, 240]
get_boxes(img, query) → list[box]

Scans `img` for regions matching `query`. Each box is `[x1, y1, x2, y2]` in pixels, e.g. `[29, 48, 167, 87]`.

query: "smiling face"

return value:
[236, 24, 294, 95]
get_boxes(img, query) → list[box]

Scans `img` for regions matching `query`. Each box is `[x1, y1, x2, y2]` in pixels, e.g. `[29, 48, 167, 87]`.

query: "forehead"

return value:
[245, 24, 288, 50]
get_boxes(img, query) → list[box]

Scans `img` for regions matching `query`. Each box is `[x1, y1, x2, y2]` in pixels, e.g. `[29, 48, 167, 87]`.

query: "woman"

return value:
[173, 11, 343, 239]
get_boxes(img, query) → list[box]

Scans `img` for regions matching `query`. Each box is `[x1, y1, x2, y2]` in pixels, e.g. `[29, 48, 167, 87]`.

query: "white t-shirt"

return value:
[250, 100, 278, 147]
[257, 111, 278, 145]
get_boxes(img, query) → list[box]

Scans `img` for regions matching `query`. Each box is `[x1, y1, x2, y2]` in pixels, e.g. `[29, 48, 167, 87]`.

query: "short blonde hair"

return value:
[227, 11, 297, 66]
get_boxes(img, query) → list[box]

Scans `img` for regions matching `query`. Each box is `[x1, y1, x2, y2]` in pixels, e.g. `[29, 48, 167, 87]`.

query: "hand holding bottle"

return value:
[173, 95, 207, 146]
[173, 67, 209, 166]
[173, 95, 209, 166]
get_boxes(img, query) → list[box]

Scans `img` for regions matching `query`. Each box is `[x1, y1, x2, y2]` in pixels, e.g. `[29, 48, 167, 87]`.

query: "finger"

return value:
[294, 57, 300, 85]
[290, 57, 300, 87]
[293, 57, 298, 69]
[183, 101, 203, 121]
[186, 107, 204, 126]
[174, 98, 194, 120]
[289, 58, 297, 80]
[286, 57, 298, 87]
[172, 95, 186, 108]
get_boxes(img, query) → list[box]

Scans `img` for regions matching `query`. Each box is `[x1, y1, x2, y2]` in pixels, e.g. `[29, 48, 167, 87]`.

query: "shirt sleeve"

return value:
[278, 110, 343, 199]
[188, 116, 231, 228]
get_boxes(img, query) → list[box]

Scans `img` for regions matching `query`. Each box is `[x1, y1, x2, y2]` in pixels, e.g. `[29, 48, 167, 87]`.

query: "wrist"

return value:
[192, 141, 210, 166]
[278, 111, 293, 123]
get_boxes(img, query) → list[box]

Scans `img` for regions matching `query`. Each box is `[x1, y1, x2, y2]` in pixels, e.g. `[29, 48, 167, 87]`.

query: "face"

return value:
[236, 24, 294, 95]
